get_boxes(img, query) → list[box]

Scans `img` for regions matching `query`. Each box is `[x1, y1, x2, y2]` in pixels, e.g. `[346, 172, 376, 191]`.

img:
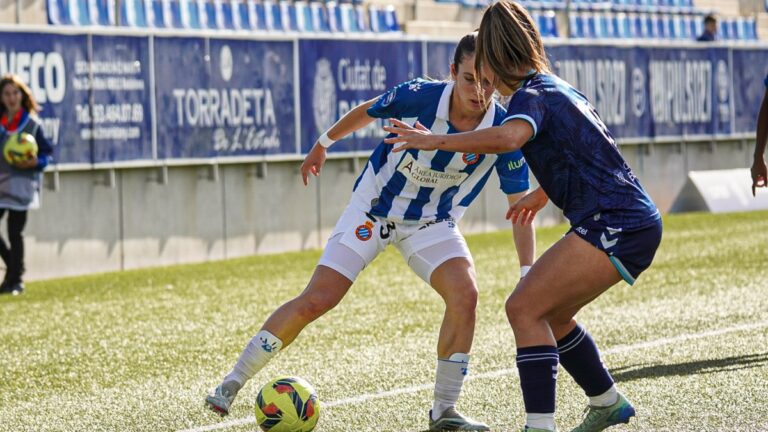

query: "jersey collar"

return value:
[436, 81, 496, 131]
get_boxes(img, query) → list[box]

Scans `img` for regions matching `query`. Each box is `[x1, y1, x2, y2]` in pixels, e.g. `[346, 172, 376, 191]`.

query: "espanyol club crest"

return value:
[462, 153, 480, 165]
[355, 221, 375, 241]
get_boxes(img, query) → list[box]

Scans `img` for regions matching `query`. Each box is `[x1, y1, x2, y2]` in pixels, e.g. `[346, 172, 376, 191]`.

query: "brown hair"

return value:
[475, 1, 551, 91]
[0, 74, 41, 115]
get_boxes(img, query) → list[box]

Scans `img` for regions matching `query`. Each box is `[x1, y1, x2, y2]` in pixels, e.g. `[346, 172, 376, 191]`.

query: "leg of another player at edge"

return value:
[223, 265, 354, 387]
[505, 233, 622, 431]
[428, 257, 478, 420]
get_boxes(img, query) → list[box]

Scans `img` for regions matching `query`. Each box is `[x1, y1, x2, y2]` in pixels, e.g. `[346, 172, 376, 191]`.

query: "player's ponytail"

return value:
[475, 1, 550, 91]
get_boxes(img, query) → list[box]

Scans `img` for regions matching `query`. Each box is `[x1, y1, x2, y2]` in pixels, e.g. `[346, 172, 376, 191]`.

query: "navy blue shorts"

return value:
[569, 217, 663, 285]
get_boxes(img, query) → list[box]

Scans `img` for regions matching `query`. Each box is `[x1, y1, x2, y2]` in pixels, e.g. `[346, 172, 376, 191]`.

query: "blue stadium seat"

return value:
[215, 0, 236, 29]
[293, 1, 313, 31]
[162, 0, 183, 27]
[366, 4, 398, 32]
[88, 0, 115, 25]
[728, 19, 739, 40]
[47, 0, 71, 24]
[746, 17, 758, 40]
[279, 0, 299, 31]
[310, 1, 330, 32]
[613, 12, 630, 37]
[263, 0, 283, 30]
[584, 12, 597, 38]
[232, 0, 250, 29]
[199, 0, 216, 28]
[69, 0, 91, 25]
[569, 13, 584, 38]
[538, 10, 560, 37]
[120, 0, 148, 26]
[718, 18, 730, 40]
[247, 0, 267, 30]
[147, 0, 165, 26]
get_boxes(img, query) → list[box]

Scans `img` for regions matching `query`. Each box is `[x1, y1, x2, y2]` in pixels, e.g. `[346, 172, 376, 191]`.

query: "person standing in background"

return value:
[697, 14, 718, 41]
[751, 73, 768, 195]
[0, 75, 53, 295]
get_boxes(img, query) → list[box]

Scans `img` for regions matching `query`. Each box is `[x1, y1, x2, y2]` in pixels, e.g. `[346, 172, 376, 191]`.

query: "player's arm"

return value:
[383, 119, 533, 154]
[751, 87, 768, 196]
[507, 191, 535, 278]
[301, 97, 379, 185]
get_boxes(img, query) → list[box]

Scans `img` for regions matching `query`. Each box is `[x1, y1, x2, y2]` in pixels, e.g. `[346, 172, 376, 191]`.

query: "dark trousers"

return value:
[0, 209, 27, 285]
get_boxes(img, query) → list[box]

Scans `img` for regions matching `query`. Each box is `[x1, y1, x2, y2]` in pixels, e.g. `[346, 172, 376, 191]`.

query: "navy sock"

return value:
[557, 324, 614, 397]
[516, 345, 558, 414]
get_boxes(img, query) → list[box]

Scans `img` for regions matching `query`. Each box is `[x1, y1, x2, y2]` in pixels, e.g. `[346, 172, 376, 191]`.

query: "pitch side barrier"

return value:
[0, 25, 767, 176]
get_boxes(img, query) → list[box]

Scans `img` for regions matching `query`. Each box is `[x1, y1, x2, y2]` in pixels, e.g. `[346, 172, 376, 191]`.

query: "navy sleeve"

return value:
[34, 125, 53, 170]
[764, 74, 768, 88]
[494, 151, 529, 194]
[501, 87, 547, 141]
[366, 78, 433, 120]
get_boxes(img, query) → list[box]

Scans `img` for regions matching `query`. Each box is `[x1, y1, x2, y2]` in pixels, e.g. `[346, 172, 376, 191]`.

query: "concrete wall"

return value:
[14, 138, 756, 281]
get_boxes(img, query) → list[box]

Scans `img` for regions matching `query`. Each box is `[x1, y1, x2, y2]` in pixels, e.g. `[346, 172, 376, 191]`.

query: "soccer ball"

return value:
[3, 132, 38, 165]
[255, 376, 320, 432]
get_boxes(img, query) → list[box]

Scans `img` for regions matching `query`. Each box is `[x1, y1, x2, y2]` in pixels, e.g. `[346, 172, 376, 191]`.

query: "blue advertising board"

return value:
[298, 39, 423, 153]
[154, 36, 295, 158]
[89, 35, 153, 162]
[732, 48, 768, 134]
[0, 32, 90, 163]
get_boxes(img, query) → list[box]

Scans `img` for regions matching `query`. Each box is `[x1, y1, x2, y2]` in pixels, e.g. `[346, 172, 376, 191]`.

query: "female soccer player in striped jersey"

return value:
[384, 2, 663, 431]
[206, 33, 534, 431]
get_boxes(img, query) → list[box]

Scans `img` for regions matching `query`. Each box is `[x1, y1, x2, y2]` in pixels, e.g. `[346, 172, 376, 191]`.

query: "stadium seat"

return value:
[310, 1, 330, 32]
[718, 18, 730, 40]
[336, 2, 359, 32]
[147, 0, 165, 26]
[215, 0, 236, 29]
[69, 0, 91, 25]
[569, 12, 584, 38]
[279, 0, 299, 31]
[89, 0, 115, 24]
[247, 0, 267, 30]
[199, 0, 217, 28]
[232, 0, 250, 29]
[178, 0, 200, 27]
[120, 0, 149, 26]
[293, 0, 313, 31]
[162, 0, 183, 27]
[47, 0, 70, 24]
[613, 12, 629, 37]
[263, 0, 283, 30]
[746, 17, 758, 40]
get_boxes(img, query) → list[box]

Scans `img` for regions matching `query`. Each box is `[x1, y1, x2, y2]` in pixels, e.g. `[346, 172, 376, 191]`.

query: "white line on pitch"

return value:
[178, 320, 768, 432]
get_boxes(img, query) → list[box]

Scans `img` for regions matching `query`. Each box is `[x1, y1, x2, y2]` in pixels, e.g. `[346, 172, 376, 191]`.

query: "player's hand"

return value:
[14, 156, 38, 170]
[300, 143, 327, 186]
[383, 118, 437, 152]
[751, 157, 767, 197]
[507, 188, 548, 225]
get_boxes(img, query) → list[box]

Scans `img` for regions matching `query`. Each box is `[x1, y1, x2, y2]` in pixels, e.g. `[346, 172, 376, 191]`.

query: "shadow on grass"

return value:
[611, 352, 768, 382]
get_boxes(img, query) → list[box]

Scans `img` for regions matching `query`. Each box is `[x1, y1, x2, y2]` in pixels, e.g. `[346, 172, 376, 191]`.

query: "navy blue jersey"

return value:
[351, 78, 529, 223]
[764, 74, 768, 88]
[504, 73, 659, 230]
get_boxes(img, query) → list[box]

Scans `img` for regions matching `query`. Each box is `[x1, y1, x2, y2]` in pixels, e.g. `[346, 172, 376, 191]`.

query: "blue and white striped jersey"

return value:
[349, 78, 529, 224]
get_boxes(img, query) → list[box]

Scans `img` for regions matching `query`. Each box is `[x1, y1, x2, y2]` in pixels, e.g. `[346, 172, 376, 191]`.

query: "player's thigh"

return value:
[429, 256, 477, 305]
[507, 233, 622, 321]
[398, 219, 474, 287]
[317, 206, 390, 283]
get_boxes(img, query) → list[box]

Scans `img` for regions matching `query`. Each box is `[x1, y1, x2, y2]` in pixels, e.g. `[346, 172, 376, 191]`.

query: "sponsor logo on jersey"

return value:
[408, 81, 423, 92]
[380, 89, 396, 107]
[575, 226, 588, 235]
[355, 221, 375, 241]
[462, 153, 480, 165]
[507, 157, 525, 171]
[397, 153, 468, 189]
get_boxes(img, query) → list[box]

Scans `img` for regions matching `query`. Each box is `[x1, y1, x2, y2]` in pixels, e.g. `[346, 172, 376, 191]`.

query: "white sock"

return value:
[223, 330, 283, 386]
[526, 412, 556, 430]
[589, 384, 618, 407]
[431, 353, 470, 421]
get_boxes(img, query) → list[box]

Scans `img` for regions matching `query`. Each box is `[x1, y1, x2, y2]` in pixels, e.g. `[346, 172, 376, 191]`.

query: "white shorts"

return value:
[317, 205, 473, 284]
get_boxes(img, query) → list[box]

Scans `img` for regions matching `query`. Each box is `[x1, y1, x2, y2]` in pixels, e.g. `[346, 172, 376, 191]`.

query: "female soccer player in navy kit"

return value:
[207, 33, 534, 431]
[750, 73, 768, 195]
[384, 2, 663, 431]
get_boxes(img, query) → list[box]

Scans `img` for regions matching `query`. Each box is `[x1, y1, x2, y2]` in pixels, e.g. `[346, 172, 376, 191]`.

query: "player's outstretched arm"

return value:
[751, 88, 768, 196]
[507, 191, 535, 278]
[300, 97, 379, 185]
[506, 187, 548, 226]
[383, 118, 533, 154]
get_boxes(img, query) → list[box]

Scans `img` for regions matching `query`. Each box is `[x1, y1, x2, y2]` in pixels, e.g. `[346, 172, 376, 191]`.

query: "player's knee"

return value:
[505, 295, 538, 329]
[296, 292, 340, 320]
[444, 282, 479, 313]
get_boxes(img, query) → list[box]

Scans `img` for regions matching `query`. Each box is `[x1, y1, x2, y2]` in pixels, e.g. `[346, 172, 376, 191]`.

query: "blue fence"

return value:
[0, 30, 766, 165]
